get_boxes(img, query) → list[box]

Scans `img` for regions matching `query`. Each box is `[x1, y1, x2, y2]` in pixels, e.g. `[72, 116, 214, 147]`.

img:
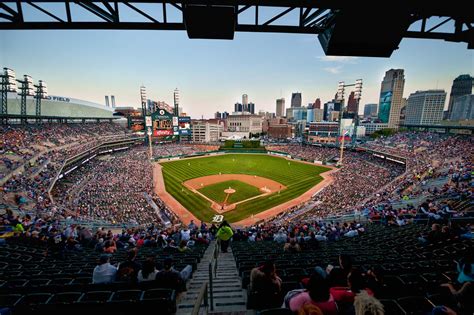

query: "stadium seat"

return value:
[77, 291, 112, 304]
[141, 289, 176, 313]
[379, 299, 405, 314]
[396, 296, 434, 314]
[46, 292, 83, 304]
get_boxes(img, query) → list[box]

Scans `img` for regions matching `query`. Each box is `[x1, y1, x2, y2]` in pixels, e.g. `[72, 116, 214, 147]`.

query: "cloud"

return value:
[323, 66, 343, 74]
[317, 56, 359, 63]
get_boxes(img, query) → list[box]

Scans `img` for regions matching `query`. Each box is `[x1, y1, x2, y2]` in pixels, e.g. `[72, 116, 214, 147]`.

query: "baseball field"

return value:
[159, 154, 329, 223]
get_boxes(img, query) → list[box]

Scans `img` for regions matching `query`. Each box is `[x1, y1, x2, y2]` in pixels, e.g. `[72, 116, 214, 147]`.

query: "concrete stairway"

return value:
[176, 241, 248, 315]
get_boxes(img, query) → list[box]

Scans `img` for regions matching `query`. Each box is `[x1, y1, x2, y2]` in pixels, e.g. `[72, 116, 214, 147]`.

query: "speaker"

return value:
[184, 5, 236, 40]
[318, 7, 411, 57]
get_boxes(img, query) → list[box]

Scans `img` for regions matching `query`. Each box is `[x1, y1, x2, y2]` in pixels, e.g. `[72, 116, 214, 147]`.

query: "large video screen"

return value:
[378, 91, 392, 123]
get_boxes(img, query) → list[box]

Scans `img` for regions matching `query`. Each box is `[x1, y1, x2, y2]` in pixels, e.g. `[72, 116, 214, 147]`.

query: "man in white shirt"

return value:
[92, 254, 117, 284]
[180, 228, 191, 242]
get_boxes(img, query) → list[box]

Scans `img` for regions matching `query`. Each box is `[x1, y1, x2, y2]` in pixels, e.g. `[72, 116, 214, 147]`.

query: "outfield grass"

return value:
[160, 154, 329, 223]
[198, 180, 262, 204]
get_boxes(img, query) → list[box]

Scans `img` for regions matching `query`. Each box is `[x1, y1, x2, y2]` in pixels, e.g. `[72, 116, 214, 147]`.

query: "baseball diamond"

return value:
[157, 153, 331, 223]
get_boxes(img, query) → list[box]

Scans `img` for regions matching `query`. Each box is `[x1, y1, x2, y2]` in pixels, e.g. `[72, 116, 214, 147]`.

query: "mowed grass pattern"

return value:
[198, 180, 262, 204]
[160, 154, 329, 222]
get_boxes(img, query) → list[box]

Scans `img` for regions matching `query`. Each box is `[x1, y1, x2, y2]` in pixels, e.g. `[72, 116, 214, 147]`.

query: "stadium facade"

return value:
[6, 92, 114, 118]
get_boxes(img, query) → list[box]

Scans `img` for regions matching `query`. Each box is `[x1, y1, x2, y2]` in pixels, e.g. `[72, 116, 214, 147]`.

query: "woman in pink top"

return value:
[289, 273, 338, 315]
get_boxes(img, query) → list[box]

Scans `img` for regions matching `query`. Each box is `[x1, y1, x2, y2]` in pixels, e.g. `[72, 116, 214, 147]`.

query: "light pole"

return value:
[0, 67, 17, 123]
[17, 75, 35, 124]
[335, 79, 363, 165]
[34, 80, 48, 123]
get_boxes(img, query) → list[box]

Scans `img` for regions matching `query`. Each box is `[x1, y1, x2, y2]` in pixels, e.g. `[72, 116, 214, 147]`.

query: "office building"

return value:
[110, 95, 116, 108]
[314, 98, 321, 109]
[234, 102, 243, 113]
[447, 74, 474, 117]
[192, 119, 223, 142]
[323, 101, 341, 121]
[224, 114, 263, 138]
[248, 102, 255, 114]
[405, 90, 446, 125]
[105, 95, 110, 108]
[363, 103, 378, 118]
[242, 94, 248, 111]
[346, 91, 358, 114]
[291, 92, 302, 108]
[449, 94, 473, 121]
[276, 98, 285, 117]
[378, 69, 405, 129]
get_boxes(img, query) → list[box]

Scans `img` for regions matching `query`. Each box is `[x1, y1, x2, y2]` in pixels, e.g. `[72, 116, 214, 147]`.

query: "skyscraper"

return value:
[363, 104, 378, 118]
[111, 95, 116, 108]
[242, 94, 248, 111]
[346, 91, 358, 114]
[291, 92, 302, 108]
[449, 94, 473, 121]
[104, 95, 110, 108]
[314, 98, 321, 109]
[234, 103, 243, 112]
[447, 74, 474, 117]
[248, 102, 255, 114]
[378, 69, 405, 129]
[173, 88, 179, 116]
[405, 90, 446, 125]
[276, 98, 285, 117]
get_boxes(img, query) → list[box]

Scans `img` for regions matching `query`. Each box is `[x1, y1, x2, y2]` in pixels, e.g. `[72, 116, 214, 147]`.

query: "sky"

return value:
[1, 4, 473, 118]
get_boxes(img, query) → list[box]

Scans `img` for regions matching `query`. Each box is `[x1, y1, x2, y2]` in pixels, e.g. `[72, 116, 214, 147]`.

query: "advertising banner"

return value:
[145, 116, 152, 127]
[153, 129, 173, 137]
[378, 91, 392, 123]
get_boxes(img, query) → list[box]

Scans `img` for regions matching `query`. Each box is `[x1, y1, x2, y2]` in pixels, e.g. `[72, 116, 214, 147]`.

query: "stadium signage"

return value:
[47, 96, 70, 102]
[153, 129, 173, 136]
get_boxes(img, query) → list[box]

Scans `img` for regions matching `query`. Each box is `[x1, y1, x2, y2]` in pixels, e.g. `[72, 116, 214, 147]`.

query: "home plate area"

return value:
[183, 174, 286, 214]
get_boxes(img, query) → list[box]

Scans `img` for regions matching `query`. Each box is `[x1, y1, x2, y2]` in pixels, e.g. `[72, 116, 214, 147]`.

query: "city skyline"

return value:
[1, 28, 472, 118]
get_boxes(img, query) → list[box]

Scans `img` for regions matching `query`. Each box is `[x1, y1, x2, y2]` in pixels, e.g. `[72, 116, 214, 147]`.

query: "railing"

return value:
[208, 241, 219, 311]
[191, 282, 209, 315]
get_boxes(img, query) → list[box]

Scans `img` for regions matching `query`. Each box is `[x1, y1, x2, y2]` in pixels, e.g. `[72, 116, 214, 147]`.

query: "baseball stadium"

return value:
[1, 2, 474, 314]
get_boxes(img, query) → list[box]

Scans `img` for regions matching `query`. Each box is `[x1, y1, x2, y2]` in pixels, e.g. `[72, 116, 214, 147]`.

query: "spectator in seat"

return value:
[250, 260, 282, 295]
[274, 228, 288, 243]
[92, 254, 117, 284]
[440, 282, 473, 315]
[249, 260, 282, 309]
[330, 269, 373, 304]
[117, 248, 141, 282]
[284, 239, 301, 253]
[155, 257, 192, 292]
[216, 221, 233, 253]
[178, 239, 191, 252]
[327, 254, 353, 287]
[138, 255, 158, 282]
[353, 290, 384, 315]
[103, 239, 117, 253]
[288, 272, 337, 315]
[455, 255, 474, 284]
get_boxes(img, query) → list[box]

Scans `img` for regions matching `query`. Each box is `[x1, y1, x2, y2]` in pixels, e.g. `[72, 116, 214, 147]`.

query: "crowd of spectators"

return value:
[268, 132, 472, 225]
[153, 143, 219, 158]
[266, 144, 339, 162]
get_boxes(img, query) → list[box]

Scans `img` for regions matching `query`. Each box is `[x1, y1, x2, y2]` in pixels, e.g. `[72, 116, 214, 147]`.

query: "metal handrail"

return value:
[208, 241, 219, 311]
[191, 282, 209, 315]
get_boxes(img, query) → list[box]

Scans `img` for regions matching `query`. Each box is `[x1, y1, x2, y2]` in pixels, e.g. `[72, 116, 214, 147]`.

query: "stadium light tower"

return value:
[173, 88, 180, 116]
[335, 79, 363, 165]
[140, 86, 147, 118]
[34, 80, 48, 121]
[17, 75, 35, 123]
[1, 67, 17, 119]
